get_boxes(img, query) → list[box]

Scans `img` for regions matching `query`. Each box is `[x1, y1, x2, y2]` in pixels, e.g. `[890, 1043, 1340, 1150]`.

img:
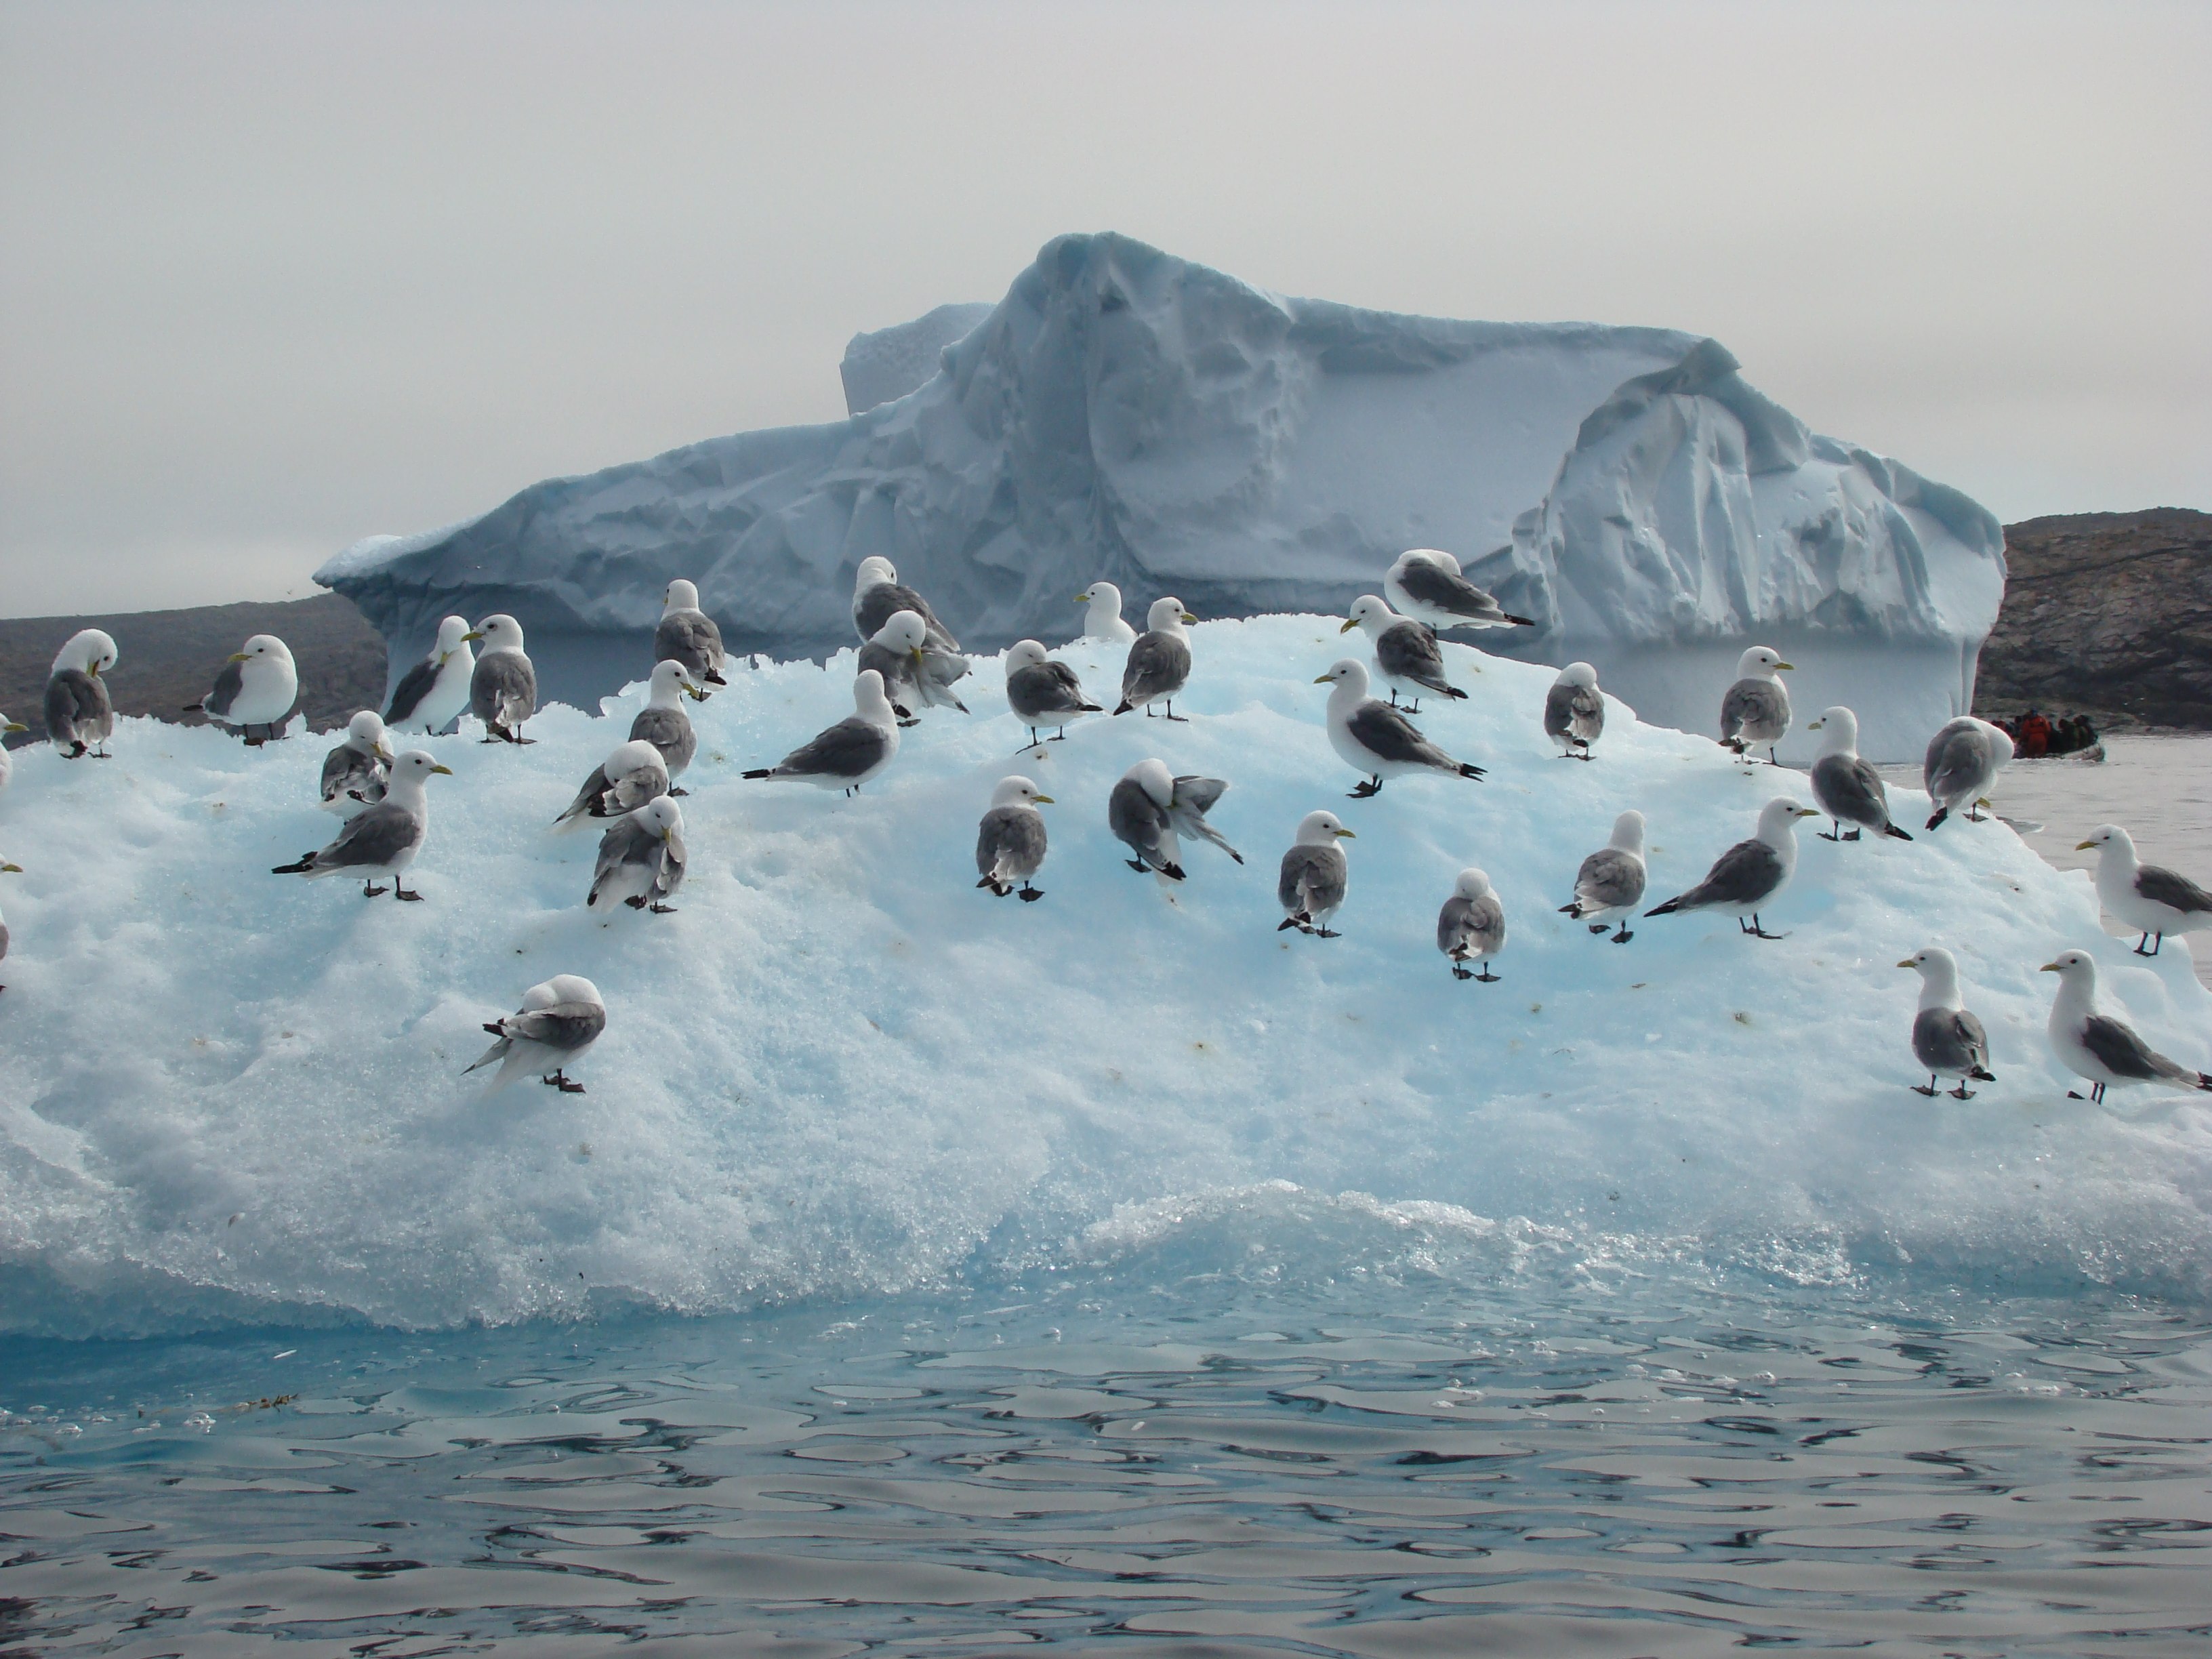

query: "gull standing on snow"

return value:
[976, 775, 1053, 901]
[1004, 639, 1101, 747]
[1437, 867, 1507, 980]
[0, 710, 28, 796]
[0, 855, 19, 993]
[1544, 662, 1605, 760]
[1645, 798, 1821, 939]
[1114, 597, 1197, 720]
[464, 975, 607, 1094]
[1898, 947, 1996, 1099]
[467, 615, 538, 743]
[1107, 759, 1242, 882]
[319, 711, 393, 817]
[1315, 659, 1485, 798]
[187, 634, 297, 744]
[1074, 581, 1136, 644]
[2042, 949, 2211, 1105]
[1277, 811, 1355, 937]
[743, 669, 901, 796]
[271, 749, 451, 900]
[630, 660, 708, 791]
[2077, 825, 2212, 957]
[1807, 707, 1911, 842]
[1718, 647, 1793, 764]
[384, 615, 480, 736]
[553, 737, 668, 827]
[1384, 550, 1534, 633]
[588, 796, 687, 914]
[655, 579, 727, 690]
[1559, 810, 1647, 943]
[45, 629, 118, 758]
[1923, 716, 2013, 831]
[1341, 595, 1469, 712]
[859, 610, 968, 725]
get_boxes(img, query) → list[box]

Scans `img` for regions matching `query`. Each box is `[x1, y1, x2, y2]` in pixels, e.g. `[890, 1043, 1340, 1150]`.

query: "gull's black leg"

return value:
[2092, 1082, 2106, 1105]
[1912, 1076, 1939, 1097]
[1019, 883, 1044, 902]
[1843, 828, 1862, 842]
[1164, 700, 1187, 722]
[1127, 859, 1149, 873]
[1452, 963, 1472, 980]
[362, 879, 387, 898]
[1949, 1084, 1975, 1100]
[1475, 966, 1499, 982]
[1612, 924, 1633, 943]
[1348, 777, 1382, 799]
[395, 879, 422, 901]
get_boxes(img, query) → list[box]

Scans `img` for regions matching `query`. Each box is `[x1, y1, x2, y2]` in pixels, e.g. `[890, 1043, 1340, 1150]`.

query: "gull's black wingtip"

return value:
[1886, 824, 1914, 841]
[740, 768, 773, 780]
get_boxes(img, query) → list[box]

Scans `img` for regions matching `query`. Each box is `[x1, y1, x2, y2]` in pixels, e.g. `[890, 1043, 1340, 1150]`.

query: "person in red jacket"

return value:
[2018, 708, 2052, 758]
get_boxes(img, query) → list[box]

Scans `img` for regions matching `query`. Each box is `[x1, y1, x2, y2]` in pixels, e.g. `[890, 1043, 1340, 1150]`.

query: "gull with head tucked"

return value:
[1544, 662, 1605, 760]
[46, 629, 118, 758]
[1437, 867, 1506, 981]
[319, 710, 393, 817]
[859, 610, 969, 726]
[589, 797, 687, 914]
[465, 975, 607, 1094]
[1923, 716, 2013, 831]
[1385, 549, 1534, 633]
[656, 579, 727, 689]
[1004, 639, 1101, 749]
[1561, 810, 1647, 943]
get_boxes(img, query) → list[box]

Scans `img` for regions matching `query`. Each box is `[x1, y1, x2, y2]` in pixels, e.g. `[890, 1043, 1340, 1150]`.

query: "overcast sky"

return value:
[2, 0, 2206, 618]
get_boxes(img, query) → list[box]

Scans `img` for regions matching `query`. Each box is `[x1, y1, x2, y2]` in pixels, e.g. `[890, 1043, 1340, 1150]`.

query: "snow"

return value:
[1, 617, 2204, 1339]
[318, 232, 2003, 762]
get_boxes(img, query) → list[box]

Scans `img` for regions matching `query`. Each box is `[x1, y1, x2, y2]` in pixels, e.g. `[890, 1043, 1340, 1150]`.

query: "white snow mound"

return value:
[0, 617, 2205, 1335]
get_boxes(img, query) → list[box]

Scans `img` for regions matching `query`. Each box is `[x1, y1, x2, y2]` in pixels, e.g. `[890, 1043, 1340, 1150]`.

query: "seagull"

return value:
[1544, 662, 1605, 760]
[1897, 946, 1995, 1099]
[2076, 825, 2212, 957]
[858, 610, 969, 725]
[1645, 798, 1820, 939]
[0, 710, 30, 796]
[1073, 581, 1136, 644]
[385, 616, 481, 736]
[271, 750, 451, 900]
[469, 615, 538, 743]
[1807, 706, 1911, 843]
[553, 737, 669, 827]
[852, 555, 961, 654]
[1437, 867, 1507, 981]
[1384, 549, 1534, 633]
[1114, 597, 1197, 720]
[976, 775, 1053, 901]
[630, 659, 708, 790]
[1923, 716, 2013, 830]
[742, 669, 901, 796]
[0, 855, 19, 994]
[45, 629, 118, 758]
[1340, 594, 1469, 711]
[1718, 647, 1793, 764]
[1107, 760, 1242, 881]
[186, 634, 297, 743]
[1314, 659, 1484, 798]
[656, 579, 727, 690]
[1004, 639, 1101, 747]
[1277, 811, 1355, 937]
[2042, 949, 2211, 1105]
[464, 975, 607, 1094]
[1560, 810, 1647, 943]
[588, 797, 687, 914]
[319, 710, 394, 817]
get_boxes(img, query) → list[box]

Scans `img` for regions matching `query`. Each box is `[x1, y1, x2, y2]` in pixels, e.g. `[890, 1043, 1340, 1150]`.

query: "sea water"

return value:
[4, 703, 2208, 1655]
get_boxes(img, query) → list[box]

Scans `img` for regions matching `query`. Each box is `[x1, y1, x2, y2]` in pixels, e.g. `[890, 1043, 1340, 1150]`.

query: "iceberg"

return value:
[0, 619, 2205, 1338]
[319, 232, 2002, 760]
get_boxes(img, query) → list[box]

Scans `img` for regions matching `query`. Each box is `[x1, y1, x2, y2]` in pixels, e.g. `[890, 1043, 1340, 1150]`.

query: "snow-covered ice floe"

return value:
[319, 232, 2001, 762]
[0, 618, 2203, 1337]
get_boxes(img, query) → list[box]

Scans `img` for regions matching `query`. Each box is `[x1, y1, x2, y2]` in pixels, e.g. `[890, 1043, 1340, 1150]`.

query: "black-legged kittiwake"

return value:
[1543, 662, 1604, 760]
[631, 659, 708, 790]
[859, 610, 969, 725]
[0, 710, 28, 796]
[319, 710, 393, 817]
[554, 737, 669, 828]
[1341, 594, 1469, 711]
[2077, 825, 2212, 957]
[852, 556, 961, 654]
[1074, 581, 1136, 643]
[1107, 759, 1242, 882]
[0, 855, 18, 993]
[1645, 797, 1820, 939]
[1114, 598, 1197, 720]
[1315, 659, 1484, 798]
[1560, 809, 1647, 943]
[1384, 549, 1534, 632]
[186, 634, 297, 744]
[1899, 946, 1995, 1100]
[977, 775, 1053, 901]
[464, 975, 607, 1094]
[743, 669, 901, 796]
[588, 797, 687, 914]
[272, 749, 451, 900]
[1004, 639, 1101, 747]
[1807, 706, 1911, 842]
[1718, 647, 1792, 764]
[1923, 716, 2013, 831]
[385, 615, 480, 736]
[45, 629, 117, 759]
[656, 579, 728, 689]
[2042, 949, 2211, 1105]
[1277, 811, 1355, 937]
[1437, 867, 1506, 980]
[469, 615, 538, 743]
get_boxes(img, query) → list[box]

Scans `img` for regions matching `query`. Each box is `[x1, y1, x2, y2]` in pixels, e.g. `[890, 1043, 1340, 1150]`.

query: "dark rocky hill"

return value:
[0, 593, 386, 746]
[1976, 509, 2212, 731]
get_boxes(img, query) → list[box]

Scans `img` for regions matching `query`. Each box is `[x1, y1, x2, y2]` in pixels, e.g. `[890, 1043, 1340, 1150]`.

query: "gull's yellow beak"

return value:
[430, 762, 454, 776]
[375, 743, 394, 762]
[1335, 827, 1357, 838]
[89, 661, 102, 676]
[1339, 617, 1359, 633]
[0, 861, 22, 874]
[1774, 661, 1795, 671]
[228, 651, 251, 663]
[684, 682, 708, 701]
[2, 720, 26, 733]
[1072, 592, 1089, 603]
[1807, 717, 1824, 729]
[1181, 611, 1198, 625]
[1897, 958, 1917, 969]
[1313, 671, 1334, 684]
[462, 630, 485, 643]
[1033, 794, 1055, 805]
[2074, 838, 2098, 851]
[2040, 962, 2062, 972]
[1796, 806, 1820, 818]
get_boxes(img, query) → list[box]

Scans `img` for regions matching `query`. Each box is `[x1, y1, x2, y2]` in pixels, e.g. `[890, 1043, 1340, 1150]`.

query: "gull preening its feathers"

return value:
[186, 634, 297, 743]
[1560, 810, 1647, 943]
[385, 615, 480, 736]
[630, 659, 708, 789]
[464, 975, 607, 1094]
[319, 711, 393, 817]
[588, 797, 687, 914]
[554, 737, 669, 828]
[1107, 759, 1242, 883]
[46, 629, 118, 758]
[858, 610, 969, 725]
[1718, 647, 1792, 764]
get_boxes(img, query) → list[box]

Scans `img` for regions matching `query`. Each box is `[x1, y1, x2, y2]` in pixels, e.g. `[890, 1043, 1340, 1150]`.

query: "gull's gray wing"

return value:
[1395, 558, 1507, 622]
[1812, 754, 1893, 829]
[203, 659, 245, 718]
[592, 815, 656, 888]
[1375, 621, 1452, 693]
[313, 802, 422, 872]
[773, 716, 890, 779]
[1544, 682, 1603, 741]
[1120, 632, 1191, 705]
[470, 653, 537, 727]
[628, 705, 696, 775]
[857, 640, 922, 703]
[1346, 700, 1454, 769]
[2080, 1014, 2196, 1084]
[1913, 1007, 1988, 1073]
[554, 762, 613, 825]
[384, 655, 441, 726]
[655, 611, 724, 677]
[321, 743, 386, 805]
[977, 804, 1048, 882]
[1107, 777, 1179, 874]
[1573, 848, 1645, 909]
[1279, 844, 1347, 917]
[1167, 776, 1241, 863]
[1008, 661, 1097, 721]
[506, 1001, 608, 1054]
[657, 827, 687, 899]
[1719, 678, 1787, 743]
[1923, 719, 1987, 798]
[45, 669, 111, 745]
[855, 583, 960, 651]
[2135, 865, 2212, 916]
[1438, 893, 1504, 956]
[1679, 837, 1784, 909]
